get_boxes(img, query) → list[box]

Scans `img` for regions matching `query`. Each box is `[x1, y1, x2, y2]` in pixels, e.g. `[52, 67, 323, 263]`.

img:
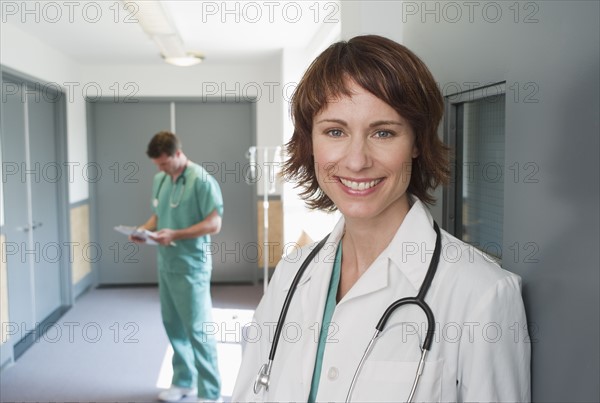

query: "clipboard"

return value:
[114, 225, 159, 245]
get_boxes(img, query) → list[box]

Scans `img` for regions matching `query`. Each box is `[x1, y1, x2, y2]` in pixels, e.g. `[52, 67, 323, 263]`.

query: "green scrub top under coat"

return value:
[308, 241, 342, 403]
[152, 162, 223, 274]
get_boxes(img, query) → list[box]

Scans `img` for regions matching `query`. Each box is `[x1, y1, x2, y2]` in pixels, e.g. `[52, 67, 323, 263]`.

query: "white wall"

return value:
[340, 0, 405, 42]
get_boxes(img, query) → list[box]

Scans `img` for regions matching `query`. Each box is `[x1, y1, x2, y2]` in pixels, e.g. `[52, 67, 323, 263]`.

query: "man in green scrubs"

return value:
[133, 131, 223, 402]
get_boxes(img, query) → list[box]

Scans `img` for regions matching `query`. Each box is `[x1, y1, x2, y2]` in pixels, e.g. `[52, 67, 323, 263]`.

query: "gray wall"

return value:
[403, 1, 599, 401]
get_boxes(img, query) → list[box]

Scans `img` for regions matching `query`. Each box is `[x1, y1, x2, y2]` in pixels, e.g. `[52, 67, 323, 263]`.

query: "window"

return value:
[444, 83, 506, 262]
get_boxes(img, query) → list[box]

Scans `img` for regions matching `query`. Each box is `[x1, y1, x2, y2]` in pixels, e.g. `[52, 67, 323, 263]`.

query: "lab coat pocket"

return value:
[351, 359, 443, 403]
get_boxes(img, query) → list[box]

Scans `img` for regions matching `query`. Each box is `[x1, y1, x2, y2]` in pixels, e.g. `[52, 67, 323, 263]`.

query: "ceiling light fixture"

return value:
[163, 52, 205, 67]
[124, 0, 204, 66]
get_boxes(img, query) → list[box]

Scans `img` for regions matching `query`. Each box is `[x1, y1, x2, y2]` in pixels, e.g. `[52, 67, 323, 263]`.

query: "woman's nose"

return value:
[344, 137, 372, 171]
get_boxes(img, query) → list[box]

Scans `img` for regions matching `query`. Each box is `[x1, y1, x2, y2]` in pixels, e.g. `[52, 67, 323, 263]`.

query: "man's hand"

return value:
[129, 228, 147, 244]
[152, 228, 177, 246]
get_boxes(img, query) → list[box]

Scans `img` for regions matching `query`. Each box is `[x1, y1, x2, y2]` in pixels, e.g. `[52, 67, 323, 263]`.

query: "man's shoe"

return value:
[197, 398, 223, 403]
[158, 386, 197, 402]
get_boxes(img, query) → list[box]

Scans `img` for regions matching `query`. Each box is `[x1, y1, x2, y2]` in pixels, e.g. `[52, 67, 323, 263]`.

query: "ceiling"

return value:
[6, 0, 338, 65]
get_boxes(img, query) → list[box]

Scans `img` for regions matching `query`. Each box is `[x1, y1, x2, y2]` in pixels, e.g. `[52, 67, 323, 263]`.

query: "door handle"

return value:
[17, 225, 31, 233]
[16, 221, 43, 232]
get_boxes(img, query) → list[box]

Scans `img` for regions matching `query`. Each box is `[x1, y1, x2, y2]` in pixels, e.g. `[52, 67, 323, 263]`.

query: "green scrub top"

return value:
[308, 241, 342, 403]
[151, 162, 223, 274]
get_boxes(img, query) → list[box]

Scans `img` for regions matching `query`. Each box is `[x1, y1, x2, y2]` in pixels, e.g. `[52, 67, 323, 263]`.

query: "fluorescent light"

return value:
[127, 0, 176, 36]
[125, 0, 204, 66]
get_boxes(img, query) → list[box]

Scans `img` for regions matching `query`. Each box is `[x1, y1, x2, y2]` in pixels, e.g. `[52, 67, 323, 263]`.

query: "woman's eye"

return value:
[327, 129, 343, 137]
[374, 130, 393, 138]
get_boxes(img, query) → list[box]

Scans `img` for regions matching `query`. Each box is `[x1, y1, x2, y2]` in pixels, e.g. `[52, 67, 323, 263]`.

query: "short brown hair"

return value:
[283, 35, 449, 211]
[146, 131, 181, 158]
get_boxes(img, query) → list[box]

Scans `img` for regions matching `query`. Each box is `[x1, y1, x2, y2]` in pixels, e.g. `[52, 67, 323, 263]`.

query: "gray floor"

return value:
[0, 284, 263, 403]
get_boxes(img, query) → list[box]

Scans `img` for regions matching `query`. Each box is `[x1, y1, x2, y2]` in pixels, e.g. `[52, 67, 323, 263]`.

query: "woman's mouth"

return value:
[339, 177, 383, 191]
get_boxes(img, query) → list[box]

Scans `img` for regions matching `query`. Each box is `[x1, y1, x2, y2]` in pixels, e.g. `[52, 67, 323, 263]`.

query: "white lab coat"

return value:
[232, 200, 531, 402]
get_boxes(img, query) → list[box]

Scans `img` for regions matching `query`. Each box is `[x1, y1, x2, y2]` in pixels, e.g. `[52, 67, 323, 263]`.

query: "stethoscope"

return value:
[253, 221, 442, 403]
[153, 164, 187, 208]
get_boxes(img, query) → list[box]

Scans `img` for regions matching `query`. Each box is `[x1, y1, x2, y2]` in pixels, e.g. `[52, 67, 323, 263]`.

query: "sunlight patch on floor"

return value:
[156, 344, 174, 389]
[155, 307, 255, 396]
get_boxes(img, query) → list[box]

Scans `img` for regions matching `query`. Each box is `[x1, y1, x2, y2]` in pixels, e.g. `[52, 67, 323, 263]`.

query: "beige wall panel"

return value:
[70, 204, 91, 284]
[257, 200, 283, 268]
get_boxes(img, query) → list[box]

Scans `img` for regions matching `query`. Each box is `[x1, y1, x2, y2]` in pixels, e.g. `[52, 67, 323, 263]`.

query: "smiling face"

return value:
[312, 81, 418, 225]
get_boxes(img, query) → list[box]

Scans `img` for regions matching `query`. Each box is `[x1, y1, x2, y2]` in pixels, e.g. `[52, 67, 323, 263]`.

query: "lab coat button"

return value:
[327, 367, 339, 380]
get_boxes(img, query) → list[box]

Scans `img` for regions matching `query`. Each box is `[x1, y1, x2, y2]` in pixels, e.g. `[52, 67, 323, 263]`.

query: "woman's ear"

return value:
[412, 145, 420, 159]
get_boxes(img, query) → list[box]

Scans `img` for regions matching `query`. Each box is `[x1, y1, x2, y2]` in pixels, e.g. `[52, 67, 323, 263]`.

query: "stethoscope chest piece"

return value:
[153, 198, 159, 208]
[253, 361, 272, 394]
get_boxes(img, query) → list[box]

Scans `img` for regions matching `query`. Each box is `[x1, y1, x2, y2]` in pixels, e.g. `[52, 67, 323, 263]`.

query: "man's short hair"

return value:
[146, 131, 181, 158]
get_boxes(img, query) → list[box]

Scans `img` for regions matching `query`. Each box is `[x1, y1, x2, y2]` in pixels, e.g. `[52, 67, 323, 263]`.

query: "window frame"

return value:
[443, 81, 506, 253]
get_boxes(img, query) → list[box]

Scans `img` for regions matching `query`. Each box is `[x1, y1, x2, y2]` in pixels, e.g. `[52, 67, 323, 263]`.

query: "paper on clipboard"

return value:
[114, 225, 159, 245]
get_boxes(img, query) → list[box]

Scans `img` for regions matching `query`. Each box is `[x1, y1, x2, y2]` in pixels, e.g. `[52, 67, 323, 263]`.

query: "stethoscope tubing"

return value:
[345, 222, 441, 402]
[269, 234, 330, 362]
[254, 221, 442, 402]
[253, 234, 330, 394]
[376, 221, 441, 350]
[154, 165, 187, 208]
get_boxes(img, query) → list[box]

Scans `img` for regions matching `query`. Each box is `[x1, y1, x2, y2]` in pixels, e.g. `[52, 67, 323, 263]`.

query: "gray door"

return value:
[91, 101, 170, 284]
[1, 77, 64, 355]
[1, 81, 35, 337]
[90, 100, 257, 284]
[28, 88, 63, 320]
[175, 102, 257, 282]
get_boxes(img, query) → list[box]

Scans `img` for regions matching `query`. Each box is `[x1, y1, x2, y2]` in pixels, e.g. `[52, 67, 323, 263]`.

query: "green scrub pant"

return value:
[159, 269, 221, 400]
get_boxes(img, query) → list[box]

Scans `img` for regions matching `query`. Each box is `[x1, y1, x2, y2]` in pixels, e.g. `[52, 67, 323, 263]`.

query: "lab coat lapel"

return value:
[338, 254, 390, 304]
[388, 199, 437, 292]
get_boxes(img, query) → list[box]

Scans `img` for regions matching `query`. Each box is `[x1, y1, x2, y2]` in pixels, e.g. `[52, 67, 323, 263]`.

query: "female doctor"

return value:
[232, 35, 531, 403]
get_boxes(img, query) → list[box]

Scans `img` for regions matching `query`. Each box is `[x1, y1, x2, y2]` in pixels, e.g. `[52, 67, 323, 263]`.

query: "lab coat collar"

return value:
[382, 197, 437, 293]
[334, 198, 436, 302]
[282, 197, 436, 294]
